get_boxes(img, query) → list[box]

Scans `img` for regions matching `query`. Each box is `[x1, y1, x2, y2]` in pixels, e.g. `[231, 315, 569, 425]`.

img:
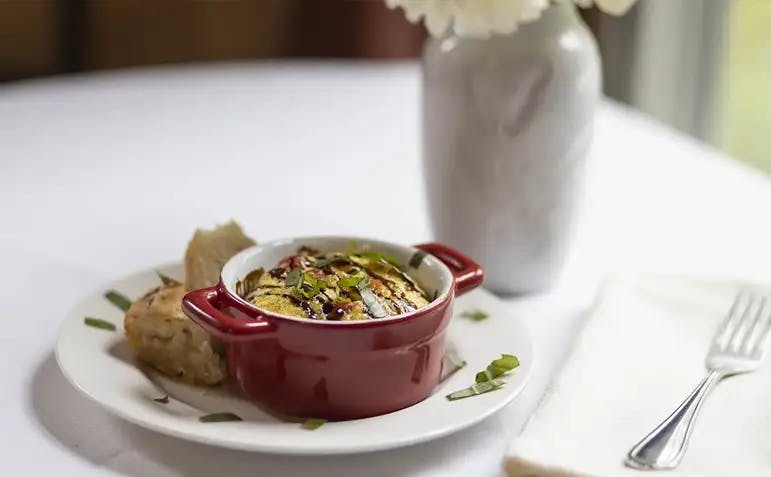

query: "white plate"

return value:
[56, 264, 534, 455]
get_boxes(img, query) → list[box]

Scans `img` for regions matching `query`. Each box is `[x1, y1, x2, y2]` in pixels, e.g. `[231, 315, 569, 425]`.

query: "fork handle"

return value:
[626, 370, 724, 470]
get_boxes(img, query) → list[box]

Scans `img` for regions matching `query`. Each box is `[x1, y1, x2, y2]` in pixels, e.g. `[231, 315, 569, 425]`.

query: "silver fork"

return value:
[626, 291, 771, 470]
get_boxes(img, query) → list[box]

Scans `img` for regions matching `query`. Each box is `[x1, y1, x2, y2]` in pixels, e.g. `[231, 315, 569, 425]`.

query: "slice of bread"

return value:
[124, 284, 227, 385]
[184, 221, 256, 290]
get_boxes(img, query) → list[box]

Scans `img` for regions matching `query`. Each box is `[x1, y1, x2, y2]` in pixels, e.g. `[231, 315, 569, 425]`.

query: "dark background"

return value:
[0, 0, 600, 81]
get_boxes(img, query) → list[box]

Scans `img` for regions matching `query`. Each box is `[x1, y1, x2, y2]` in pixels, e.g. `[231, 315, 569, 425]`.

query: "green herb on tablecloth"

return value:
[83, 317, 116, 331]
[104, 290, 132, 311]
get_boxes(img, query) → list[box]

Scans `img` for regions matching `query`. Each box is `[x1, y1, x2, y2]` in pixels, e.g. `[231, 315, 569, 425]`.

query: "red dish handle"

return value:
[414, 243, 484, 296]
[182, 285, 275, 341]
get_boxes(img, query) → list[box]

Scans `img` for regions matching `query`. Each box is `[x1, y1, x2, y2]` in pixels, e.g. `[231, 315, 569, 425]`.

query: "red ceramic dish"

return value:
[182, 236, 483, 420]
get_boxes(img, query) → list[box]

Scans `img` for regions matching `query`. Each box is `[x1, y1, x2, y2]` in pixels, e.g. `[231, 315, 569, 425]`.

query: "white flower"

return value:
[385, 0, 638, 38]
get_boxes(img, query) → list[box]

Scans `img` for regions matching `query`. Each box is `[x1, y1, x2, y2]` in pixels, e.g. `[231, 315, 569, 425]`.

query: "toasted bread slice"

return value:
[184, 220, 256, 290]
[124, 284, 226, 385]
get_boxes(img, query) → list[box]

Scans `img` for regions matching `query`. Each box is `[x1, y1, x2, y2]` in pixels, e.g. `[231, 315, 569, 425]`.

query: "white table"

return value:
[1, 63, 769, 477]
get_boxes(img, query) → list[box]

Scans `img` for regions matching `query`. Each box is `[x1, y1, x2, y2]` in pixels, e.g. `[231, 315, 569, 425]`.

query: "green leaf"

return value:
[461, 309, 489, 321]
[199, 412, 242, 423]
[312, 253, 350, 269]
[83, 317, 116, 331]
[153, 395, 169, 404]
[155, 271, 181, 287]
[285, 267, 302, 287]
[358, 251, 402, 268]
[476, 354, 520, 383]
[104, 290, 132, 311]
[337, 276, 363, 288]
[409, 250, 427, 268]
[301, 418, 327, 430]
[446, 379, 505, 401]
[355, 278, 387, 318]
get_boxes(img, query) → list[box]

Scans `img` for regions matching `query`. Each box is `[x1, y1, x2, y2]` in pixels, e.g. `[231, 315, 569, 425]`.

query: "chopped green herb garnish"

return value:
[337, 276, 363, 288]
[446, 379, 505, 400]
[285, 267, 302, 287]
[83, 317, 116, 331]
[153, 395, 169, 404]
[155, 271, 181, 287]
[357, 278, 387, 318]
[409, 250, 427, 268]
[312, 254, 349, 268]
[446, 354, 519, 401]
[358, 251, 401, 268]
[461, 309, 490, 321]
[199, 412, 242, 423]
[475, 354, 520, 383]
[302, 418, 327, 430]
[104, 290, 132, 311]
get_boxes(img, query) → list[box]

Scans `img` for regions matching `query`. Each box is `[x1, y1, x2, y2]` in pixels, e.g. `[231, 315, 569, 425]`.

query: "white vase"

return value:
[422, 3, 600, 295]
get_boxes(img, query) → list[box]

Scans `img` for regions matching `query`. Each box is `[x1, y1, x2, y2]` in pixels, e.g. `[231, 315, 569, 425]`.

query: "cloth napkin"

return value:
[505, 275, 771, 477]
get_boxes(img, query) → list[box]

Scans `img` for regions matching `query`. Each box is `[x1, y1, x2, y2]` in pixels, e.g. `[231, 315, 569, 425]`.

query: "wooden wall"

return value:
[0, 0, 426, 82]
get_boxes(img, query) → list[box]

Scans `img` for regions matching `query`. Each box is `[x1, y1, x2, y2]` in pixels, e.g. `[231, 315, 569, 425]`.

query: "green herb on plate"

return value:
[409, 250, 427, 268]
[461, 309, 489, 321]
[199, 412, 242, 423]
[155, 271, 182, 287]
[83, 317, 116, 331]
[104, 290, 132, 311]
[302, 418, 327, 430]
[446, 379, 505, 401]
[475, 354, 519, 383]
[446, 354, 519, 401]
[153, 395, 169, 404]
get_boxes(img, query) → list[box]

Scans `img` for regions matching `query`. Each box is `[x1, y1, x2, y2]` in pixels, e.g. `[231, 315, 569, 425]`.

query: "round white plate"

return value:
[56, 264, 533, 455]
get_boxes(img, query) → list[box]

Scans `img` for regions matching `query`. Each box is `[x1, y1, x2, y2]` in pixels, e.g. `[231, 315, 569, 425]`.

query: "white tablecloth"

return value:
[1, 62, 769, 477]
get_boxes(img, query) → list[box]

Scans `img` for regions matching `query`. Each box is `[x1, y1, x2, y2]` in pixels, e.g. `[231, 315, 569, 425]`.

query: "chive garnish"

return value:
[285, 267, 302, 287]
[409, 250, 427, 268]
[199, 412, 242, 423]
[461, 309, 490, 321]
[83, 317, 116, 331]
[104, 290, 132, 311]
[446, 354, 519, 401]
[155, 271, 181, 287]
[446, 379, 505, 401]
[356, 278, 387, 318]
[337, 276, 362, 288]
[302, 418, 327, 430]
[359, 251, 401, 268]
[153, 395, 169, 404]
[475, 354, 519, 383]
